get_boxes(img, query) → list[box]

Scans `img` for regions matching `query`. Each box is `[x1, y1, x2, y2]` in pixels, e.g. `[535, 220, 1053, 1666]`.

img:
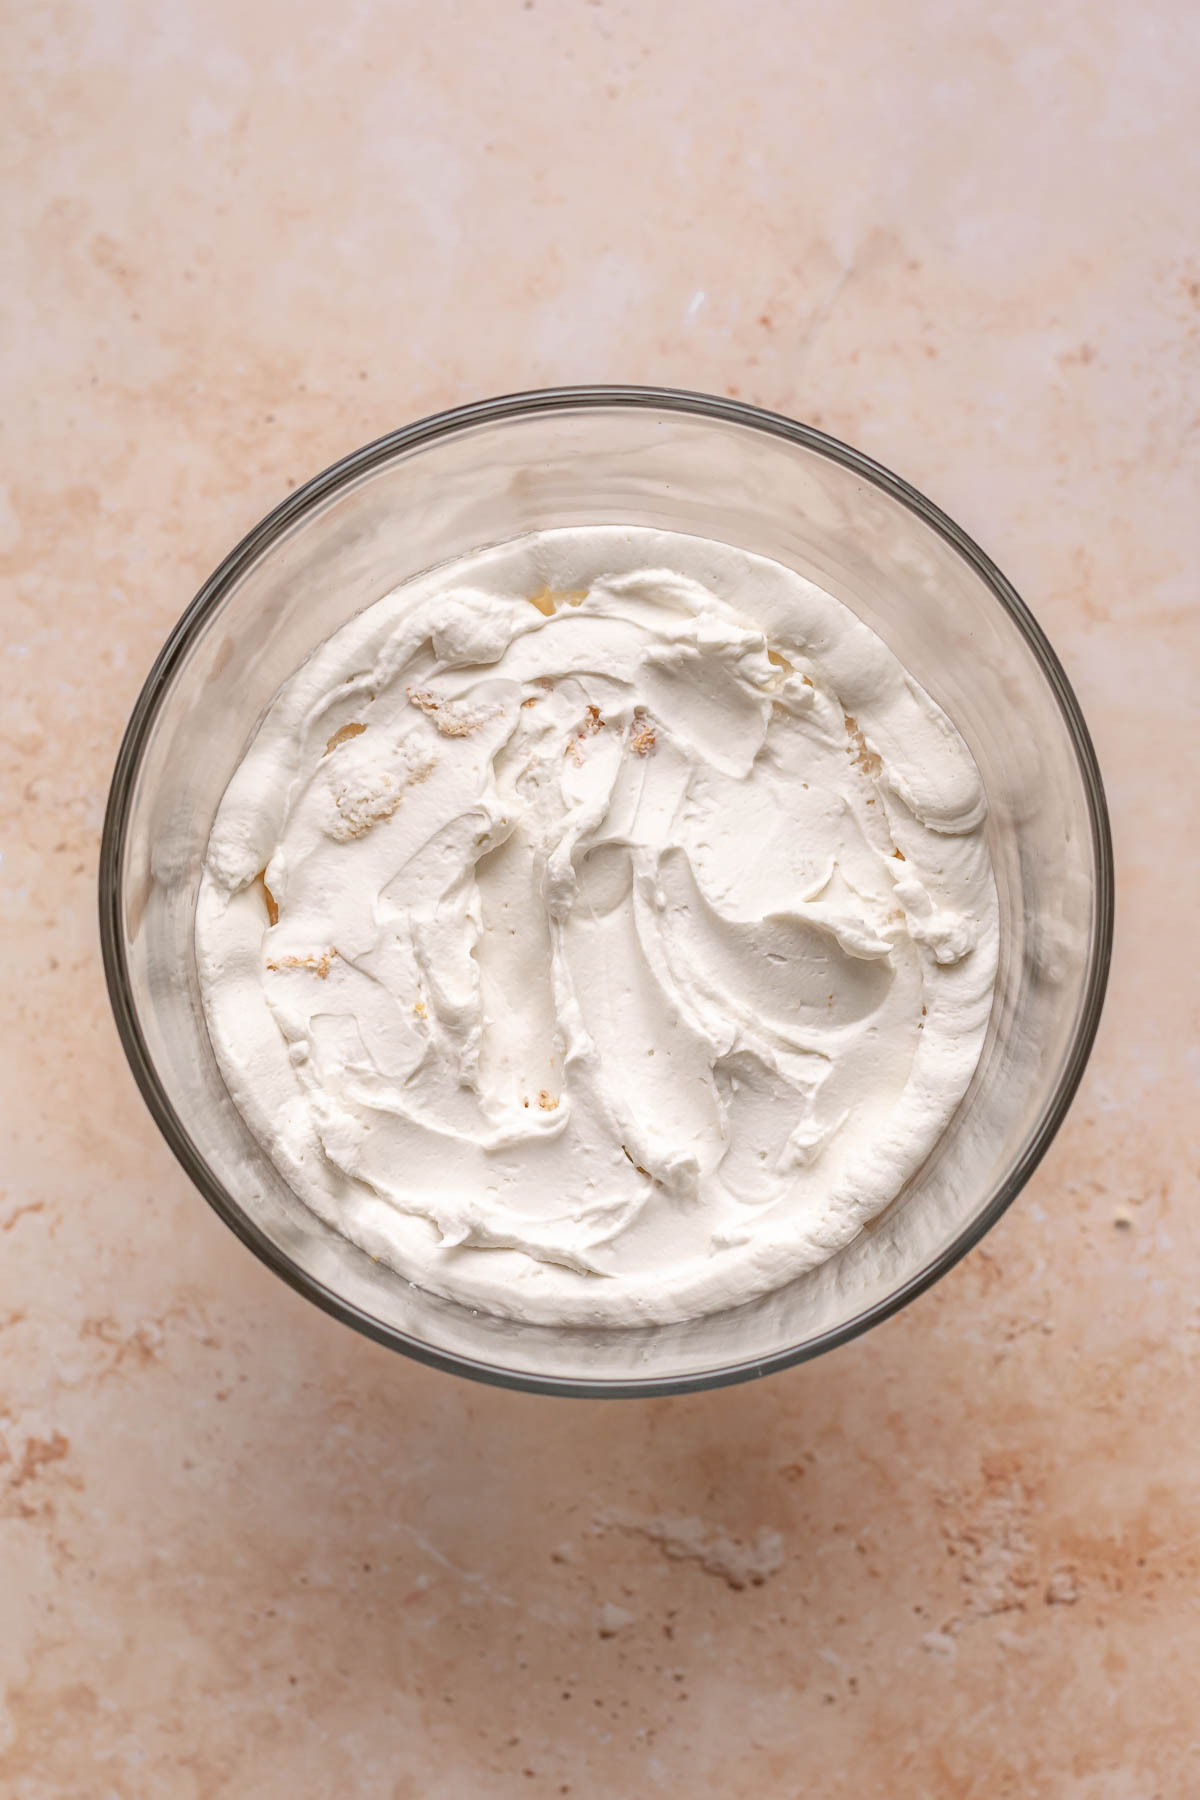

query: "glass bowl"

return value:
[99, 387, 1112, 1396]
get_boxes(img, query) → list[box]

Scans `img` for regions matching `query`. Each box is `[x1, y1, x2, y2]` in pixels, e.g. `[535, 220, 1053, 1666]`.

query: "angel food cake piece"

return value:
[196, 527, 998, 1326]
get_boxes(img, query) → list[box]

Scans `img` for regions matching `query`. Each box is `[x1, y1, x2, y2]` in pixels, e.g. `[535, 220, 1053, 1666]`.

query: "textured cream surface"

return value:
[198, 529, 997, 1325]
[2, 0, 1198, 1794]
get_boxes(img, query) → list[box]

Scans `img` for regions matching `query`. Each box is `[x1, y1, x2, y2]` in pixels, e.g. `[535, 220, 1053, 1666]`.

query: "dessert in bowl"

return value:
[100, 389, 1111, 1392]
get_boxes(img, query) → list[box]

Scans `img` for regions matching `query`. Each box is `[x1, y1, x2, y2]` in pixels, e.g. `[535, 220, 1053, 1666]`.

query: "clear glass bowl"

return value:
[99, 387, 1112, 1395]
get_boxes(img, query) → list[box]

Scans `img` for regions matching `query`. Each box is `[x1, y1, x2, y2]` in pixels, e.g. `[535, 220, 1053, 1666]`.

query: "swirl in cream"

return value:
[197, 527, 998, 1325]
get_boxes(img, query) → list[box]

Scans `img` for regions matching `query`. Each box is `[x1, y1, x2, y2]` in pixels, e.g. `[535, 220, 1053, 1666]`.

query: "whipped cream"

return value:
[197, 527, 998, 1326]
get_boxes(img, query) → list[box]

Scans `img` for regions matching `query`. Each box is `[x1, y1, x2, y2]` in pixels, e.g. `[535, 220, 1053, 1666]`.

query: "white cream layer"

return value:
[196, 527, 998, 1326]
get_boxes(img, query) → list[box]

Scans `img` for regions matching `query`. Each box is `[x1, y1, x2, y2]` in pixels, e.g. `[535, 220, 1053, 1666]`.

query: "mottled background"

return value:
[2, 1, 1198, 1795]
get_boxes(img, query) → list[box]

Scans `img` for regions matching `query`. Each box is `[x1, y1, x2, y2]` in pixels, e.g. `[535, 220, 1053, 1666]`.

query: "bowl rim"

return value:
[98, 383, 1114, 1397]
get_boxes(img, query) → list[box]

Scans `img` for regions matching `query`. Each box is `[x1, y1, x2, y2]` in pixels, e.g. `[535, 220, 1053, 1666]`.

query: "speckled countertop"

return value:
[3, 2, 1198, 1794]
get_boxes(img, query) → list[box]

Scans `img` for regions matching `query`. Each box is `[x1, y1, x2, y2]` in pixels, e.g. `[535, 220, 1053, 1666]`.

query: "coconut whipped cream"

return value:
[196, 527, 998, 1326]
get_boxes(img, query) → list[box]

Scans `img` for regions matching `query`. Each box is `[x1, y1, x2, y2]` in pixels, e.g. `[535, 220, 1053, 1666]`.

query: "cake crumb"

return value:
[407, 687, 495, 738]
[258, 872, 280, 926]
[565, 708, 605, 764]
[267, 950, 337, 979]
[330, 775, 402, 838]
[537, 1090, 559, 1111]
[527, 586, 588, 615]
[323, 720, 367, 755]
[843, 714, 882, 777]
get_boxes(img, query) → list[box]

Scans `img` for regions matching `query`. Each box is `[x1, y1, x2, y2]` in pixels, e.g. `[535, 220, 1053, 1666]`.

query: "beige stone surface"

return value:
[2, 1, 1197, 1794]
